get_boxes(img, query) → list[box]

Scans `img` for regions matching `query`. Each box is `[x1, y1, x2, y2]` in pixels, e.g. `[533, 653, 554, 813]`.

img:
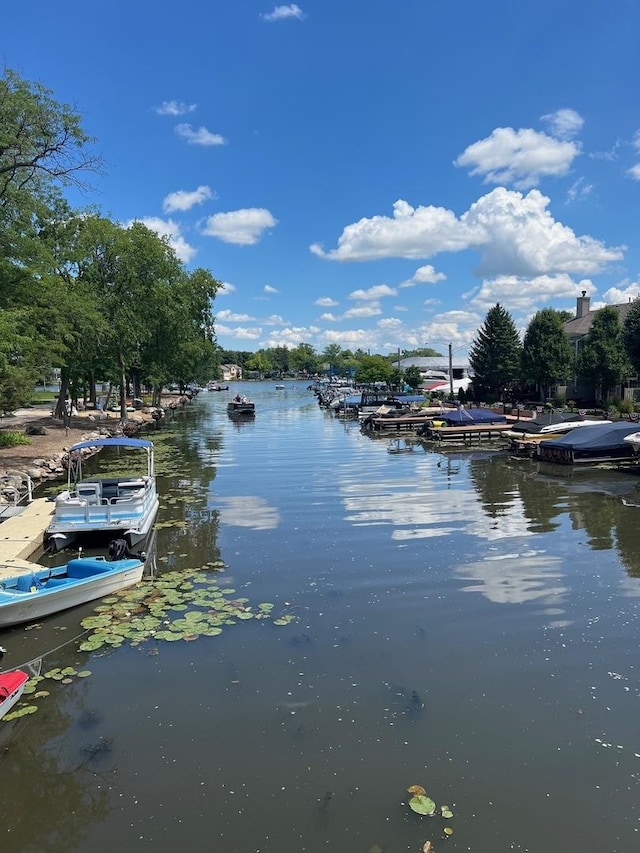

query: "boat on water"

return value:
[274, 384, 285, 390]
[0, 555, 145, 628]
[0, 670, 29, 719]
[207, 382, 229, 391]
[227, 395, 255, 418]
[537, 422, 640, 465]
[43, 437, 159, 553]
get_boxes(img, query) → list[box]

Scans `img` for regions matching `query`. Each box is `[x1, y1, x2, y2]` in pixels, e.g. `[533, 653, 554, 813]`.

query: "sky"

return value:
[3, 1, 640, 358]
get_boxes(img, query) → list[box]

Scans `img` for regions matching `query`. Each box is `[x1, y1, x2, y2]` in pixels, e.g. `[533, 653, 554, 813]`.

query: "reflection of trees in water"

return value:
[469, 456, 640, 580]
[0, 659, 110, 852]
[469, 456, 563, 534]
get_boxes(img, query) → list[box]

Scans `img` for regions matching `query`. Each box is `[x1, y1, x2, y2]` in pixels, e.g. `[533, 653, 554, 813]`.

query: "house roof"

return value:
[564, 302, 634, 338]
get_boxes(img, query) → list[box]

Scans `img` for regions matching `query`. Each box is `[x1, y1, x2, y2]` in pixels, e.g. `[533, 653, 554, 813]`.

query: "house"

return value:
[563, 291, 638, 402]
[398, 357, 473, 392]
[221, 363, 242, 382]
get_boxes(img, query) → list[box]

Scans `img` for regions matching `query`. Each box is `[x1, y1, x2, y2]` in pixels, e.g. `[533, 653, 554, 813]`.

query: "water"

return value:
[2, 381, 640, 852]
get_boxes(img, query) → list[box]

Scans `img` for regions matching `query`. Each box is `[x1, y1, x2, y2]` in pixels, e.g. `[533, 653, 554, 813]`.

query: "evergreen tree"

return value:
[622, 298, 640, 377]
[468, 304, 522, 401]
[521, 308, 573, 402]
[577, 306, 630, 403]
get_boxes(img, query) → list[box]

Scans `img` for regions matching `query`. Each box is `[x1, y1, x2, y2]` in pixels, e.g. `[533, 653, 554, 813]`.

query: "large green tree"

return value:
[577, 306, 630, 403]
[469, 303, 522, 401]
[355, 354, 394, 386]
[521, 308, 573, 402]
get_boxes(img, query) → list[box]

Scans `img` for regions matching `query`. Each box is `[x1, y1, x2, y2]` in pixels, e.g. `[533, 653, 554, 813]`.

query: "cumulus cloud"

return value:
[314, 296, 339, 306]
[163, 185, 214, 213]
[377, 317, 403, 329]
[128, 216, 197, 263]
[343, 304, 383, 319]
[627, 163, 640, 181]
[310, 189, 623, 277]
[599, 280, 640, 304]
[155, 100, 197, 116]
[349, 284, 397, 301]
[400, 264, 447, 288]
[264, 284, 279, 294]
[217, 281, 236, 296]
[214, 323, 262, 340]
[470, 273, 595, 313]
[216, 309, 256, 322]
[175, 123, 226, 146]
[455, 126, 580, 188]
[262, 4, 304, 21]
[202, 208, 277, 245]
[541, 108, 584, 139]
[264, 314, 286, 325]
[261, 325, 322, 348]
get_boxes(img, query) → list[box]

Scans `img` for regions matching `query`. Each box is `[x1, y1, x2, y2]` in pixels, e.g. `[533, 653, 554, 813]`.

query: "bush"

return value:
[617, 398, 634, 415]
[0, 430, 31, 448]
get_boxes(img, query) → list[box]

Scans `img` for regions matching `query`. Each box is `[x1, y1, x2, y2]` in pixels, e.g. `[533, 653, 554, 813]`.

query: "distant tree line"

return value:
[0, 68, 220, 418]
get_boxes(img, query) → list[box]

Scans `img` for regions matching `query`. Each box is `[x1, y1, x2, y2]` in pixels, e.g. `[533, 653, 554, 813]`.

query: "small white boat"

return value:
[44, 437, 159, 553]
[0, 670, 29, 719]
[0, 555, 145, 628]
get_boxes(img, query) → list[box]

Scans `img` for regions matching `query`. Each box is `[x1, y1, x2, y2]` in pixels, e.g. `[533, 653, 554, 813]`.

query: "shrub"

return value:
[0, 430, 31, 448]
[617, 398, 634, 415]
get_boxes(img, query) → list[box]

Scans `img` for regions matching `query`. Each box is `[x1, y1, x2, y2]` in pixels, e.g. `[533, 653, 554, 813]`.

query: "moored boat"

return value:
[0, 670, 29, 719]
[44, 437, 159, 553]
[537, 422, 640, 465]
[0, 555, 145, 628]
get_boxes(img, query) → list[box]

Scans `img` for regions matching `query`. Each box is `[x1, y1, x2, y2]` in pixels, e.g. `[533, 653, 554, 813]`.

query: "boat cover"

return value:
[0, 670, 28, 698]
[509, 411, 583, 434]
[540, 422, 639, 455]
[69, 437, 153, 452]
[436, 408, 507, 426]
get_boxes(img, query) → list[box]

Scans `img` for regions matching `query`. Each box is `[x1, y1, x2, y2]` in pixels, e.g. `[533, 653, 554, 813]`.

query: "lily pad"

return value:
[409, 795, 436, 816]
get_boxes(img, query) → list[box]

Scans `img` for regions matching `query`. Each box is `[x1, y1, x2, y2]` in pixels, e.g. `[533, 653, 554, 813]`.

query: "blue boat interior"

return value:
[5, 557, 142, 594]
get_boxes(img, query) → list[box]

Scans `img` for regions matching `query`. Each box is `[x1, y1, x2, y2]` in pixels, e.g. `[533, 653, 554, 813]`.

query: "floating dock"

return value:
[0, 498, 54, 579]
[421, 423, 513, 444]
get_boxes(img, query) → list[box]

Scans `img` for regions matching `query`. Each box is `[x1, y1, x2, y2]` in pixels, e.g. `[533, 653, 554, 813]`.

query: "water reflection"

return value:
[214, 495, 281, 530]
[457, 549, 568, 606]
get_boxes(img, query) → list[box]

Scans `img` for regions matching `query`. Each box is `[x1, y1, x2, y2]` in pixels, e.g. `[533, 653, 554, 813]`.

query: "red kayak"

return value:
[0, 670, 29, 720]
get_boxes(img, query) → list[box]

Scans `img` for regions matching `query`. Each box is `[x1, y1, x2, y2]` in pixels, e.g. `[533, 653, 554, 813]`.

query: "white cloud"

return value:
[377, 317, 403, 329]
[393, 304, 409, 312]
[262, 4, 304, 22]
[217, 281, 236, 296]
[202, 208, 277, 245]
[349, 284, 397, 301]
[343, 304, 383, 319]
[599, 280, 640, 304]
[264, 314, 286, 325]
[128, 216, 197, 263]
[455, 127, 580, 188]
[566, 177, 593, 203]
[400, 264, 447, 288]
[175, 123, 226, 146]
[214, 323, 262, 340]
[627, 163, 640, 181]
[314, 296, 339, 307]
[155, 100, 197, 116]
[633, 130, 640, 152]
[261, 325, 322, 348]
[163, 185, 214, 213]
[541, 108, 584, 140]
[320, 329, 373, 347]
[311, 188, 623, 277]
[264, 284, 279, 294]
[216, 309, 256, 322]
[470, 273, 595, 313]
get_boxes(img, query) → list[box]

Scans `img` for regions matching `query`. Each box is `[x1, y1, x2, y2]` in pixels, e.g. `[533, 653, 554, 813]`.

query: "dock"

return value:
[420, 423, 513, 444]
[0, 498, 54, 579]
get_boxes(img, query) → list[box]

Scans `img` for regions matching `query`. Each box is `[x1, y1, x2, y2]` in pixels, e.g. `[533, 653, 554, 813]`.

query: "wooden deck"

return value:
[0, 498, 54, 579]
[421, 423, 513, 443]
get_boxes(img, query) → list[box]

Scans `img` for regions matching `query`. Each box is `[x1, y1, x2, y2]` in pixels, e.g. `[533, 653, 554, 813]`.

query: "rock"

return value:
[26, 467, 45, 480]
[24, 424, 47, 436]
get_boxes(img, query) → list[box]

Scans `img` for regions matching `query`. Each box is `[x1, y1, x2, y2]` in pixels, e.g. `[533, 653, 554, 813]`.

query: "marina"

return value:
[1, 382, 640, 853]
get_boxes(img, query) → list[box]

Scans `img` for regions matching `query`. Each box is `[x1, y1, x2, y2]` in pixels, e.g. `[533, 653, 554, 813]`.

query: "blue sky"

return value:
[4, 1, 640, 357]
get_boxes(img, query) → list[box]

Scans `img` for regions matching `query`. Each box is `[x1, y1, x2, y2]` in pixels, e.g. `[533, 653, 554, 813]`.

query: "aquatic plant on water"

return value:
[405, 784, 455, 846]
[2, 667, 91, 721]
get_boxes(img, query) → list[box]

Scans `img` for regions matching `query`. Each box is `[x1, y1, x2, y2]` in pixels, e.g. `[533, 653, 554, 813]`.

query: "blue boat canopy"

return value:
[437, 407, 507, 426]
[69, 437, 154, 452]
[540, 421, 638, 451]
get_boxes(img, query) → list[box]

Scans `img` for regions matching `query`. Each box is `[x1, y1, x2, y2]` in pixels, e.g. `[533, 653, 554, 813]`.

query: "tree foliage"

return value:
[469, 304, 522, 400]
[623, 298, 640, 377]
[521, 308, 573, 401]
[577, 306, 630, 402]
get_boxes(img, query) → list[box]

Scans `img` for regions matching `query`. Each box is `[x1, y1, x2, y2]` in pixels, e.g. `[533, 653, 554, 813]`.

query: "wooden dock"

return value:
[421, 423, 513, 443]
[0, 498, 54, 579]
[363, 413, 434, 432]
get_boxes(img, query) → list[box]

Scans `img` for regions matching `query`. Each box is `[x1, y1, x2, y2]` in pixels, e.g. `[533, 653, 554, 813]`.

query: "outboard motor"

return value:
[108, 538, 134, 561]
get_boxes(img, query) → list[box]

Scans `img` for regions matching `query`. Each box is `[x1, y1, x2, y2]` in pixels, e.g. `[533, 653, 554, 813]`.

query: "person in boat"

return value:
[234, 394, 242, 402]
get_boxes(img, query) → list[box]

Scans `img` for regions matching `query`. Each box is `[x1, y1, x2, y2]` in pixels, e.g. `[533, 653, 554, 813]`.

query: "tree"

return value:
[521, 308, 573, 402]
[355, 354, 394, 386]
[403, 365, 423, 391]
[577, 306, 630, 403]
[0, 68, 100, 206]
[623, 298, 640, 377]
[469, 304, 522, 401]
[322, 344, 343, 376]
[289, 343, 319, 375]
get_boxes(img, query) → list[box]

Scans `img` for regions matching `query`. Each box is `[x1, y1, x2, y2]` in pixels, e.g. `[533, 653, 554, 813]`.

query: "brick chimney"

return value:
[576, 290, 590, 319]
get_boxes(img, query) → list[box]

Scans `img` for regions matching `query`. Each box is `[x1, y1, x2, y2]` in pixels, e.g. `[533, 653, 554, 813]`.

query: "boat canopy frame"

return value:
[66, 437, 155, 486]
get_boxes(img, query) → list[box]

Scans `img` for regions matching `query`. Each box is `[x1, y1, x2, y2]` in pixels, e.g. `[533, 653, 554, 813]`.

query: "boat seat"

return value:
[15, 575, 42, 592]
[75, 482, 102, 504]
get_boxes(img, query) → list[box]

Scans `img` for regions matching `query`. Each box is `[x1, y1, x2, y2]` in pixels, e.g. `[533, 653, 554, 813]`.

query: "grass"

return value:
[0, 430, 31, 448]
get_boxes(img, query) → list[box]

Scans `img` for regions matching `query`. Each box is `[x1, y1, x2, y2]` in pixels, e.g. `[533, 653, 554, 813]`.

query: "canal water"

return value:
[2, 381, 640, 852]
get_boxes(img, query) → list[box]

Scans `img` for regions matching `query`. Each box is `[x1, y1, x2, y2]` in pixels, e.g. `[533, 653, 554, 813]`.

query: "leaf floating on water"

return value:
[61, 678, 73, 684]
[443, 827, 454, 836]
[2, 705, 38, 720]
[76, 670, 92, 678]
[440, 805, 454, 819]
[408, 784, 427, 796]
[409, 795, 436, 816]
